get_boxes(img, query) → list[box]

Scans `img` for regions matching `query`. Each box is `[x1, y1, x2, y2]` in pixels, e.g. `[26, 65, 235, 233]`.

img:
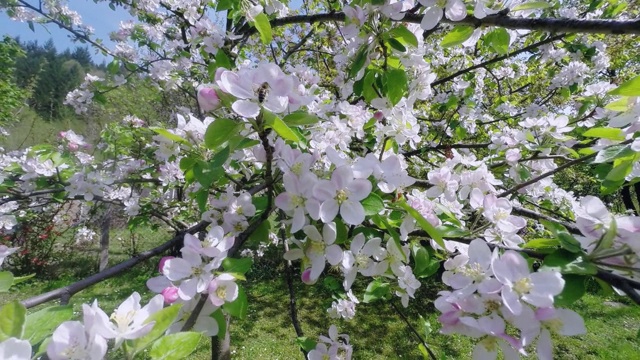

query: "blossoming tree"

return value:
[1, 0, 640, 359]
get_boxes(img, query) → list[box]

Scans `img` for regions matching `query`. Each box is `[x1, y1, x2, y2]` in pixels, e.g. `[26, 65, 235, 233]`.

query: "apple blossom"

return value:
[492, 251, 565, 315]
[47, 321, 107, 360]
[0, 338, 31, 360]
[313, 166, 372, 225]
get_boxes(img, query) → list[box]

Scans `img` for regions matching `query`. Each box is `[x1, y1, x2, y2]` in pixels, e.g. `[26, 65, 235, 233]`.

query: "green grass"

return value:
[2, 229, 640, 359]
[0, 107, 107, 151]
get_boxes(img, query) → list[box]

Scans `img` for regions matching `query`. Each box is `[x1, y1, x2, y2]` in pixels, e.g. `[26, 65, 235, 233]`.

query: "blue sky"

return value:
[0, 0, 134, 64]
[1, 0, 305, 64]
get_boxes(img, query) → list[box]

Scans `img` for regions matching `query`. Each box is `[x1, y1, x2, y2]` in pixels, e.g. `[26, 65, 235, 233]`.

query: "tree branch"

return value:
[237, 12, 640, 38]
[497, 140, 632, 198]
[21, 220, 210, 309]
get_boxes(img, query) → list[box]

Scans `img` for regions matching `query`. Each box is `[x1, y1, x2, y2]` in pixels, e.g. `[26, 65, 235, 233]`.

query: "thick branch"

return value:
[21, 221, 210, 309]
[238, 12, 640, 38]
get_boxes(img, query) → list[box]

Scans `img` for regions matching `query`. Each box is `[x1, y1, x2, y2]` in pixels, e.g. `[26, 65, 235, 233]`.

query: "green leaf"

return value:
[363, 279, 390, 303]
[222, 258, 253, 275]
[248, 220, 271, 243]
[349, 46, 368, 79]
[130, 304, 182, 356]
[604, 97, 631, 111]
[149, 332, 202, 360]
[24, 305, 73, 345]
[594, 145, 635, 164]
[412, 244, 439, 278]
[608, 74, 640, 96]
[441, 26, 475, 48]
[211, 309, 227, 338]
[361, 193, 384, 216]
[269, 116, 303, 143]
[107, 59, 121, 74]
[582, 127, 625, 141]
[150, 127, 189, 145]
[484, 28, 510, 55]
[605, 160, 633, 181]
[0, 271, 13, 292]
[223, 287, 248, 319]
[204, 118, 240, 150]
[0, 301, 26, 341]
[210, 146, 231, 169]
[388, 25, 418, 47]
[386, 38, 406, 52]
[296, 337, 317, 352]
[512, 1, 553, 11]
[193, 160, 224, 188]
[554, 275, 586, 306]
[557, 232, 583, 254]
[253, 13, 272, 44]
[282, 111, 320, 126]
[34, 336, 51, 359]
[215, 49, 233, 70]
[398, 201, 445, 249]
[386, 69, 408, 106]
[436, 225, 471, 238]
[541, 250, 598, 275]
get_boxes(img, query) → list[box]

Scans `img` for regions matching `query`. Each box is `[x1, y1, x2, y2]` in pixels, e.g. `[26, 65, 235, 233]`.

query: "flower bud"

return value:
[158, 256, 174, 273]
[373, 111, 384, 121]
[197, 87, 221, 112]
[301, 268, 317, 285]
[161, 286, 179, 304]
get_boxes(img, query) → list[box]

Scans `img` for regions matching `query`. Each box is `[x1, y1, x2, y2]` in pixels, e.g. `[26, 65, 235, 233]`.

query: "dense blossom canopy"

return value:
[1, 0, 640, 359]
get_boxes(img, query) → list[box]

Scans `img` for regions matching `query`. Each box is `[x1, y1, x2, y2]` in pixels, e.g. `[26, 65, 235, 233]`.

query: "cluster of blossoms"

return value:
[202, 189, 256, 236]
[147, 226, 237, 318]
[308, 325, 353, 360]
[215, 62, 314, 119]
[74, 226, 97, 244]
[573, 196, 640, 282]
[436, 239, 585, 359]
[63, 74, 102, 114]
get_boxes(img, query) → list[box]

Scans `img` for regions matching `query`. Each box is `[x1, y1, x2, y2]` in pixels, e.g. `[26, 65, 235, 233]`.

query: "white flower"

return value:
[47, 321, 107, 360]
[313, 166, 372, 225]
[492, 251, 565, 315]
[0, 245, 19, 268]
[0, 338, 31, 360]
[419, 0, 467, 30]
[208, 273, 239, 306]
[88, 293, 164, 348]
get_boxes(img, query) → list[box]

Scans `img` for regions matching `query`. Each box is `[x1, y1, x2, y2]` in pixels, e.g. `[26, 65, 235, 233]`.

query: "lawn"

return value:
[2, 227, 639, 360]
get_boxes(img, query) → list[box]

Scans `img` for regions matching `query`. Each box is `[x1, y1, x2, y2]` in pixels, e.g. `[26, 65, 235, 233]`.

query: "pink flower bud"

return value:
[158, 256, 174, 273]
[197, 87, 221, 112]
[161, 286, 179, 304]
[301, 268, 316, 285]
[68, 143, 79, 151]
[59, 131, 67, 138]
[373, 111, 384, 121]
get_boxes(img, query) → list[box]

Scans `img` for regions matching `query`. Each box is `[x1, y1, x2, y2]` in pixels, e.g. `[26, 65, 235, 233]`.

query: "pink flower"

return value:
[161, 286, 179, 304]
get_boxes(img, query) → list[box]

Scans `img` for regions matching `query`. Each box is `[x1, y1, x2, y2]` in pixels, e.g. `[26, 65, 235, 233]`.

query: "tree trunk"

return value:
[211, 315, 231, 360]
